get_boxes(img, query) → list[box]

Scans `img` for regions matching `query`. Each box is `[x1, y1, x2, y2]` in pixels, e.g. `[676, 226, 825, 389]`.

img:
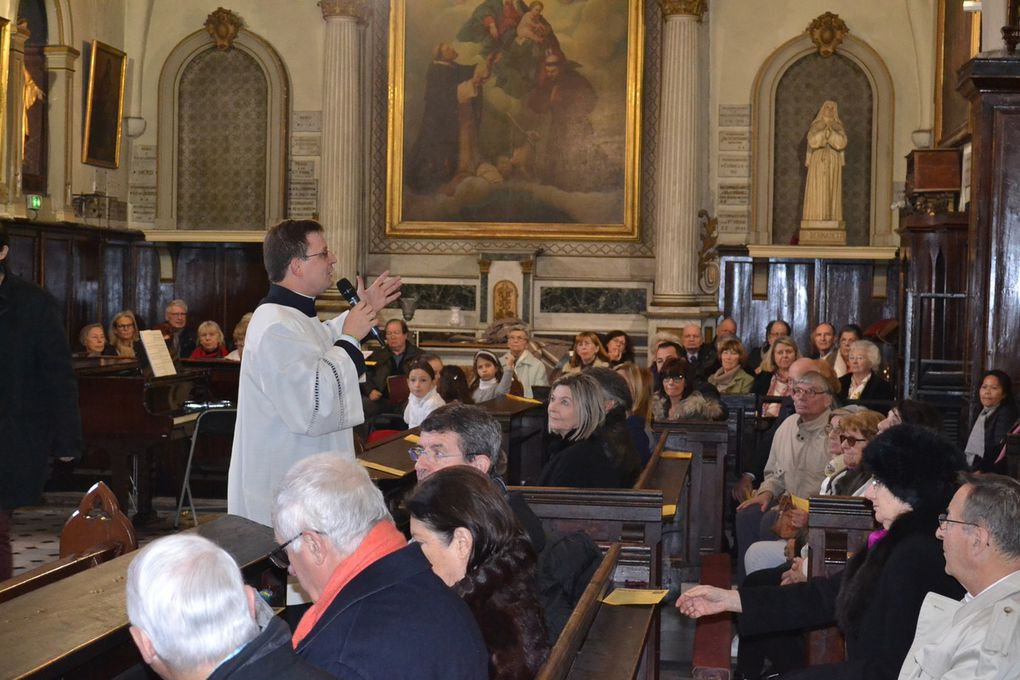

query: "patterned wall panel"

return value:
[386, 283, 478, 311]
[540, 286, 647, 315]
[177, 48, 268, 230]
[772, 53, 872, 246]
[367, 1, 658, 257]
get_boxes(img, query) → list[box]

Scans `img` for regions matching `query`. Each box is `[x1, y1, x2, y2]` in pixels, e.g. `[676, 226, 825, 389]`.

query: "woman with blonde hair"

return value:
[559, 331, 610, 376]
[752, 336, 800, 417]
[105, 310, 141, 358]
[538, 373, 635, 488]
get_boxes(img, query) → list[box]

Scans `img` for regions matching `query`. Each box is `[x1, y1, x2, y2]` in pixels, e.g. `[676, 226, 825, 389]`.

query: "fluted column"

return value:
[318, 0, 368, 281]
[652, 0, 706, 307]
[44, 45, 79, 220]
[4, 21, 29, 206]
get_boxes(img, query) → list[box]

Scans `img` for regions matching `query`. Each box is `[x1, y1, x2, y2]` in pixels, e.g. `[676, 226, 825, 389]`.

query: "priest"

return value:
[227, 219, 400, 526]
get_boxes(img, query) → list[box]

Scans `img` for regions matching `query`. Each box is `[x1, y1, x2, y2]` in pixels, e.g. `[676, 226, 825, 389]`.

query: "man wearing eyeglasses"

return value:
[228, 219, 401, 526]
[734, 369, 836, 581]
[164, 299, 196, 358]
[898, 474, 1020, 679]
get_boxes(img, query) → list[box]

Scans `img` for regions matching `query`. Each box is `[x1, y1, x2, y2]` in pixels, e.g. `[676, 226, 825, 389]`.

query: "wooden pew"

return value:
[0, 543, 122, 605]
[651, 420, 728, 568]
[691, 552, 734, 680]
[0, 515, 280, 679]
[537, 543, 658, 680]
[805, 496, 875, 666]
[1006, 432, 1020, 480]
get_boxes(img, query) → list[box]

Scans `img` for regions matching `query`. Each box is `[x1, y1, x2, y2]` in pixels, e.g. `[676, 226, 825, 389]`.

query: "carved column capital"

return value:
[661, 0, 706, 20]
[318, 0, 371, 23]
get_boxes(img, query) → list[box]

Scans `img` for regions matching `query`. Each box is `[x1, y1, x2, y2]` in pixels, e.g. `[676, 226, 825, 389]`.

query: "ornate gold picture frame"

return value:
[386, 0, 643, 240]
[82, 40, 127, 169]
[934, 0, 981, 147]
[0, 17, 11, 197]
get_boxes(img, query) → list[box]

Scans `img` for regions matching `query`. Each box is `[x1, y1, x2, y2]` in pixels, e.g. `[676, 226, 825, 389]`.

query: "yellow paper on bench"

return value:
[506, 394, 543, 405]
[357, 459, 409, 477]
[404, 434, 420, 444]
[661, 450, 692, 460]
[790, 495, 810, 511]
[662, 504, 677, 518]
[602, 588, 669, 606]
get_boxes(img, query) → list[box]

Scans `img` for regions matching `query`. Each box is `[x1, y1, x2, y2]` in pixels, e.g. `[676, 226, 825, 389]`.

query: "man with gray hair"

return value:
[898, 474, 1020, 679]
[126, 534, 331, 679]
[504, 323, 549, 398]
[164, 299, 196, 358]
[273, 454, 487, 679]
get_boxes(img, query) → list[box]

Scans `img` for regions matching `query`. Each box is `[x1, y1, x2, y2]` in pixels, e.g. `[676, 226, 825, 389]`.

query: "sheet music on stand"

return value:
[140, 330, 177, 377]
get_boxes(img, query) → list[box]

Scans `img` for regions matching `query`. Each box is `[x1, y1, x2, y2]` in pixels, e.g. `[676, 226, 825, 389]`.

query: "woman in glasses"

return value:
[839, 339, 894, 403]
[407, 466, 548, 680]
[104, 310, 142, 358]
[679, 424, 966, 680]
[651, 357, 724, 423]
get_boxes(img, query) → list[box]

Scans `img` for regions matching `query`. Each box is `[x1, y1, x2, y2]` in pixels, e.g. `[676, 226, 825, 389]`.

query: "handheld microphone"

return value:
[337, 278, 385, 344]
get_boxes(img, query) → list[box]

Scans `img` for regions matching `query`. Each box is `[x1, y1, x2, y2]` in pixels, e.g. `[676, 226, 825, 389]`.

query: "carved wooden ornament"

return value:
[204, 8, 244, 50]
[807, 12, 849, 57]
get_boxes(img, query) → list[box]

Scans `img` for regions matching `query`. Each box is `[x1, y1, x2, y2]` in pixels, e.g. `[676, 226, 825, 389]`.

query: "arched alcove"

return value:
[750, 33, 894, 246]
[156, 28, 288, 232]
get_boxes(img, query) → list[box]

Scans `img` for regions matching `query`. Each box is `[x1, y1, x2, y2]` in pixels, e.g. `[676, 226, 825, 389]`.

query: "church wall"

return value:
[709, 0, 937, 245]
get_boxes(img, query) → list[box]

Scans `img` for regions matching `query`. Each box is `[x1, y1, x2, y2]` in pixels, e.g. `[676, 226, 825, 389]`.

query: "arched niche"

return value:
[750, 33, 894, 246]
[156, 28, 288, 233]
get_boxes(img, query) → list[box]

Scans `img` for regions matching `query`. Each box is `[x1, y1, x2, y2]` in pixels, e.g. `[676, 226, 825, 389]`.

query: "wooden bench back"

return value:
[537, 544, 658, 680]
[651, 420, 728, 567]
[60, 481, 137, 558]
[805, 495, 875, 666]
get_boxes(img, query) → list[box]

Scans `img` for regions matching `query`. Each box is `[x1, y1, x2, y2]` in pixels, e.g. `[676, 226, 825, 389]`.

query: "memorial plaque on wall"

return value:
[719, 130, 750, 152]
[718, 183, 750, 207]
[717, 210, 750, 234]
[293, 111, 322, 133]
[718, 155, 750, 178]
[719, 104, 751, 128]
[291, 135, 321, 157]
[129, 144, 157, 223]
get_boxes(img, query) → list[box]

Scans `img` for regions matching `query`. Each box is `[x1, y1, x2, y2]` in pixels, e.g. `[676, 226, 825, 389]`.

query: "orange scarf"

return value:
[292, 521, 407, 648]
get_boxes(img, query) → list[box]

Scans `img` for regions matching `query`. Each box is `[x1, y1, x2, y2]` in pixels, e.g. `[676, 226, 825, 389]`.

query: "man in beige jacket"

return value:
[898, 474, 1020, 679]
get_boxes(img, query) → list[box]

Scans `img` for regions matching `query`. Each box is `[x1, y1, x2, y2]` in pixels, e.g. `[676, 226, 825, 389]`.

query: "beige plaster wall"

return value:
[708, 0, 937, 244]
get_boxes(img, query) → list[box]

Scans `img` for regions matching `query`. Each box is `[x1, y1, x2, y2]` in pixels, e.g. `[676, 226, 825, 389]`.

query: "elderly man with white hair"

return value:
[126, 534, 332, 680]
[273, 455, 488, 679]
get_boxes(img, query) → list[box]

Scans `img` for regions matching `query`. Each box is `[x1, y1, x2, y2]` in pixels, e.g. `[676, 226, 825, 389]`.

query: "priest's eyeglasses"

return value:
[269, 530, 326, 569]
[408, 446, 463, 463]
[301, 247, 331, 260]
[937, 513, 980, 531]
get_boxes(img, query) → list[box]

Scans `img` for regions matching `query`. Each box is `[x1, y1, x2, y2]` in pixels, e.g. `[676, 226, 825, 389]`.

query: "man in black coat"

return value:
[0, 223, 82, 580]
[681, 323, 720, 383]
[361, 318, 423, 422]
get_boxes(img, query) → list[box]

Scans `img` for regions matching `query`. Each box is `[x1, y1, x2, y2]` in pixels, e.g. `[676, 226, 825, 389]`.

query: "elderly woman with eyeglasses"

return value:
[680, 424, 966, 680]
[839, 339, 894, 402]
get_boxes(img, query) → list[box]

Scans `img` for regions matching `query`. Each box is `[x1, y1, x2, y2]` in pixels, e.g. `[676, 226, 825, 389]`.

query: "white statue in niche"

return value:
[799, 100, 847, 245]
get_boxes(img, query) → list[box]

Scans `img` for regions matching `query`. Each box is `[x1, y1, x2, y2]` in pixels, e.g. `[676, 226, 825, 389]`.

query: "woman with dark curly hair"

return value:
[407, 466, 549, 680]
[602, 330, 635, 367]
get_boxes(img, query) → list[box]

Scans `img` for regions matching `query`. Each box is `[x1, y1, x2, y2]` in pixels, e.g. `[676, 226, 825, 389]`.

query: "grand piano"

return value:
[74, 357, 216, 521]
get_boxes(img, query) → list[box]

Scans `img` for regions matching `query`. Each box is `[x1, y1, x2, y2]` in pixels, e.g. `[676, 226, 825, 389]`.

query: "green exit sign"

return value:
[26, 194, 42, 210]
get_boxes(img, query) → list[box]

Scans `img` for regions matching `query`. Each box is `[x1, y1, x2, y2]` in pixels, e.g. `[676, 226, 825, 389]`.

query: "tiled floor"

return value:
[11, 493, 225, 575]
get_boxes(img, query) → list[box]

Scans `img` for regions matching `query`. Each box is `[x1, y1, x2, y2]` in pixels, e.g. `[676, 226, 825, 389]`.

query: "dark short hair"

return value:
[656, 340, 682, 357]
[838, 323, 863, 339]
[420, 403, 501, 468]
[406, 358, 435, 380]
[979, 369, 1015, 407]
[263, 220, 323, 283]
[385, 319, 409, 334]
[767, 319, 791, 337]
[658, 357, 693, 399]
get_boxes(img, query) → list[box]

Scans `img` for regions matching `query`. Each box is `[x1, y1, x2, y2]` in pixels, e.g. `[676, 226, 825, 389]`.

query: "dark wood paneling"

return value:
[719, 249, 898, 358]
[2, 219, 267, 349]
[959, 55, 1020, 411]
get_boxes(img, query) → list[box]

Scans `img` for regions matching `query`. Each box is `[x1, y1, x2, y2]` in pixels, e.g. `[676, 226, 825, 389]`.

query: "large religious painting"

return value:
[82, 40, 127, 169]
[935, 0, 980, 147]
[386, 0, 643, 240]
